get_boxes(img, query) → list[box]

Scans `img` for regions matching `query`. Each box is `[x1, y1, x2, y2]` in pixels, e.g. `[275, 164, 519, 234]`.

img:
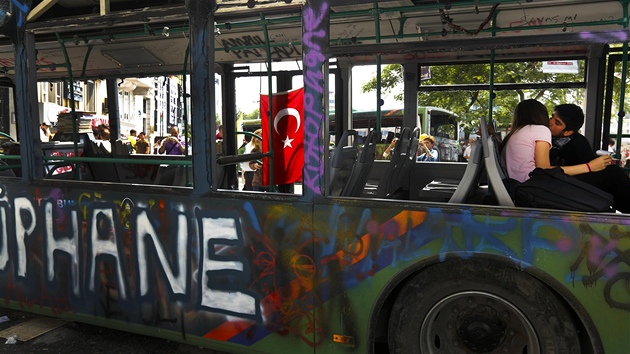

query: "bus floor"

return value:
[0, 308, 229, 354]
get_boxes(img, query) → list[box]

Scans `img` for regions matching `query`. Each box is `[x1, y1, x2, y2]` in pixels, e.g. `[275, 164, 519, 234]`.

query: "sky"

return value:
[233, 64, 402, 114]
[350, 65, 402, 111]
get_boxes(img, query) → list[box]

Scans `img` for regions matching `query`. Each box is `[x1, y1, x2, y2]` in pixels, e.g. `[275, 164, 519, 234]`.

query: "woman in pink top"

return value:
[502, 99, 611, 183]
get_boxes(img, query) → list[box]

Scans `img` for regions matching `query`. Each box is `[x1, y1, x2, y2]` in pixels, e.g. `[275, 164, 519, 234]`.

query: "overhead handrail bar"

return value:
[41, 155, 193, 166]
[419, 82, 587, 92]
[328, 0, 550, 18]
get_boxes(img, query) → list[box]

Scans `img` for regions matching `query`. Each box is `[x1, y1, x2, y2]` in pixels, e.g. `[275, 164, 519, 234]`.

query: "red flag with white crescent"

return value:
[260, 88, 304, 185]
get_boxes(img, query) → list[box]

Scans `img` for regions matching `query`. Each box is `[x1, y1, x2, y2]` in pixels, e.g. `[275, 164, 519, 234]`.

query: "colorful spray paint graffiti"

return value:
[302, 1, 328, 194]
[0, 184, 416, 347]
[2, 0, 630, 352]
[220, 35, 301, 60]
[571, 223, 630, 311]
[0, 182, 628, 352]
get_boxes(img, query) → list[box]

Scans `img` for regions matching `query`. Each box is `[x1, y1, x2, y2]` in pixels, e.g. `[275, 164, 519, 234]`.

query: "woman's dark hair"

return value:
[500, 99, 549, 151]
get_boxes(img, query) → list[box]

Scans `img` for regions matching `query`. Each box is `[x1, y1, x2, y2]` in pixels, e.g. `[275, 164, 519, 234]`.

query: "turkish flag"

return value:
[260, 88, 304, 185]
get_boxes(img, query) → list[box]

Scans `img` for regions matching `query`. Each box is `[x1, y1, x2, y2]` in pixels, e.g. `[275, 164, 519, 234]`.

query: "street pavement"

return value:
[0, 308, 230, 354]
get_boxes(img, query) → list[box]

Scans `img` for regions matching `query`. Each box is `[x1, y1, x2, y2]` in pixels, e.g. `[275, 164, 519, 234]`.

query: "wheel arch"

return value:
[367, 253, 603, 354]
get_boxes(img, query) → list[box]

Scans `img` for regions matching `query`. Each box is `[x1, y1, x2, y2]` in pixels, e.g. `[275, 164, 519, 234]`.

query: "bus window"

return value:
[231, 64, 305, 195]
[347, 107, 460, 162]
[416, 61, 586, 137]
[33, 76, 194, 186]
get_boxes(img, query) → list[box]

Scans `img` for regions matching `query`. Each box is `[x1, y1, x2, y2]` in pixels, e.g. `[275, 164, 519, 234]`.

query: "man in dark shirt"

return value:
[550, 104, 630, 213]
[134, 132, 150, 154]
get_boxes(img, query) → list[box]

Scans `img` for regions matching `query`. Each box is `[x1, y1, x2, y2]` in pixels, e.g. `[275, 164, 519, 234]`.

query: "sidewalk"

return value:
[0, 308, 228, 354]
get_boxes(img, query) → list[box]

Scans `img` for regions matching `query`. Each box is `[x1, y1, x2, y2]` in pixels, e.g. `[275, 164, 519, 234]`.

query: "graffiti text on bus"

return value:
[0, 192, 262, 323]
[221, 35, 301, 60]
[302, 2, 328, 192]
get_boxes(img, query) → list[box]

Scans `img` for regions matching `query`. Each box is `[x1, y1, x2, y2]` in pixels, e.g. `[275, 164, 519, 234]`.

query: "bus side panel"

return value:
[311, 201, 630, 354]
[0, 182, 319, 354]
[0, 181, 629, 353]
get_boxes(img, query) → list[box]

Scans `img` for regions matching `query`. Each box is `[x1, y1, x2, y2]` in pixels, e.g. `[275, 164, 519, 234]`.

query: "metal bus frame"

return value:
[0, 1, 629, 353]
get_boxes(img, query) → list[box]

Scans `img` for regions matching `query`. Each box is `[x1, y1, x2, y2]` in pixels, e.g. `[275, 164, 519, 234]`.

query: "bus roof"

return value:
[0, 0, 625, 81]
[354, 106, 458, 117]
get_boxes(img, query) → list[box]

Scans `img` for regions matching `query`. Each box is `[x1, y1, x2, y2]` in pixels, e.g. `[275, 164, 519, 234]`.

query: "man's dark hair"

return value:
[554, 104, 584, 132]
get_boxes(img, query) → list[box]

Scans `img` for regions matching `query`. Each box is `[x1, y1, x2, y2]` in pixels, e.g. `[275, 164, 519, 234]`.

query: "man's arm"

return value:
[551, 134, 616, 175]
[559, 133, 597, 165]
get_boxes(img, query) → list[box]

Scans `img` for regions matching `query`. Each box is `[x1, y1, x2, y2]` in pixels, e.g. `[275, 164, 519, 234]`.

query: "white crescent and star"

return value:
[273, 108, 301, 148]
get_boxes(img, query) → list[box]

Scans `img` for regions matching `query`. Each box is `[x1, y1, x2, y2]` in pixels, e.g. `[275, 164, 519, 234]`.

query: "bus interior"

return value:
[1, 0, 624, 204]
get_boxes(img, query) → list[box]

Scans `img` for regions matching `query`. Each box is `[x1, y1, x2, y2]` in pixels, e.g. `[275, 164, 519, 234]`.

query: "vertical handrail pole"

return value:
[614, 0, 629, 160]
[262, 14, 276, 191]
[183, 43, 192, 185]
[487, 9, 500, 130]
[56, 33, 80, 179]
[374, 3, 382, 134]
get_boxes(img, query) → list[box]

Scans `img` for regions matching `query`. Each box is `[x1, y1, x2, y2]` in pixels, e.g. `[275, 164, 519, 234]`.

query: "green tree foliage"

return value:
[240, 108, 260, 120]
[610, 61, 630, 125]
[607, 45, 630, 128]
[361, 62, 584, 134]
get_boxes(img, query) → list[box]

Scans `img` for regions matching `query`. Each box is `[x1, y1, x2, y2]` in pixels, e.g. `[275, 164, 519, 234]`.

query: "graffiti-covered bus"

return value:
[0, 1, 629, 354]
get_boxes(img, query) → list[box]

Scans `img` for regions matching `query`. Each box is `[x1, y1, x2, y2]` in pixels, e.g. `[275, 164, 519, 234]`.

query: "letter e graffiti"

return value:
[196, 208, 261, 322]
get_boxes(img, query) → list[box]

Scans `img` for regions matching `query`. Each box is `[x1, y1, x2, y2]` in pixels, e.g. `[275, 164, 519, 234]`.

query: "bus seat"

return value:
[376, 127, 414, 199]
[341, 129, 378, 197]
[0, 160, 15, 178]
[90, 140, 110, 155]
[112, 140, 131, 156]
[173, 165, 193, 186]
[328, 129, 358, 196]
[112, 139, 152, 184]
[45, 162, 75, 180]
[448, 139, 484, 203]
[401, 127, 421, 188]
[84, 140, 120, 182]
[154, 164, 177, 185]
[480, 117, 514, 207]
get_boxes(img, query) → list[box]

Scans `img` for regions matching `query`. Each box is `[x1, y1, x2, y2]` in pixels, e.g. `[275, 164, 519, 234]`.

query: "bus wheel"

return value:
[387, 260, 580, 354]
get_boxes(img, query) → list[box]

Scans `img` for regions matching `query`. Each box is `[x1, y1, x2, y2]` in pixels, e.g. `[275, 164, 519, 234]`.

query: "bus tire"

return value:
[388, 259, 580, 354]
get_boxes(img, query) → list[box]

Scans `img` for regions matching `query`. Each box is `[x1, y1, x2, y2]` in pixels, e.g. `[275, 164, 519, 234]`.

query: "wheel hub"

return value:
[457, 305, 506, 353]
[419, 291, 540, 354]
